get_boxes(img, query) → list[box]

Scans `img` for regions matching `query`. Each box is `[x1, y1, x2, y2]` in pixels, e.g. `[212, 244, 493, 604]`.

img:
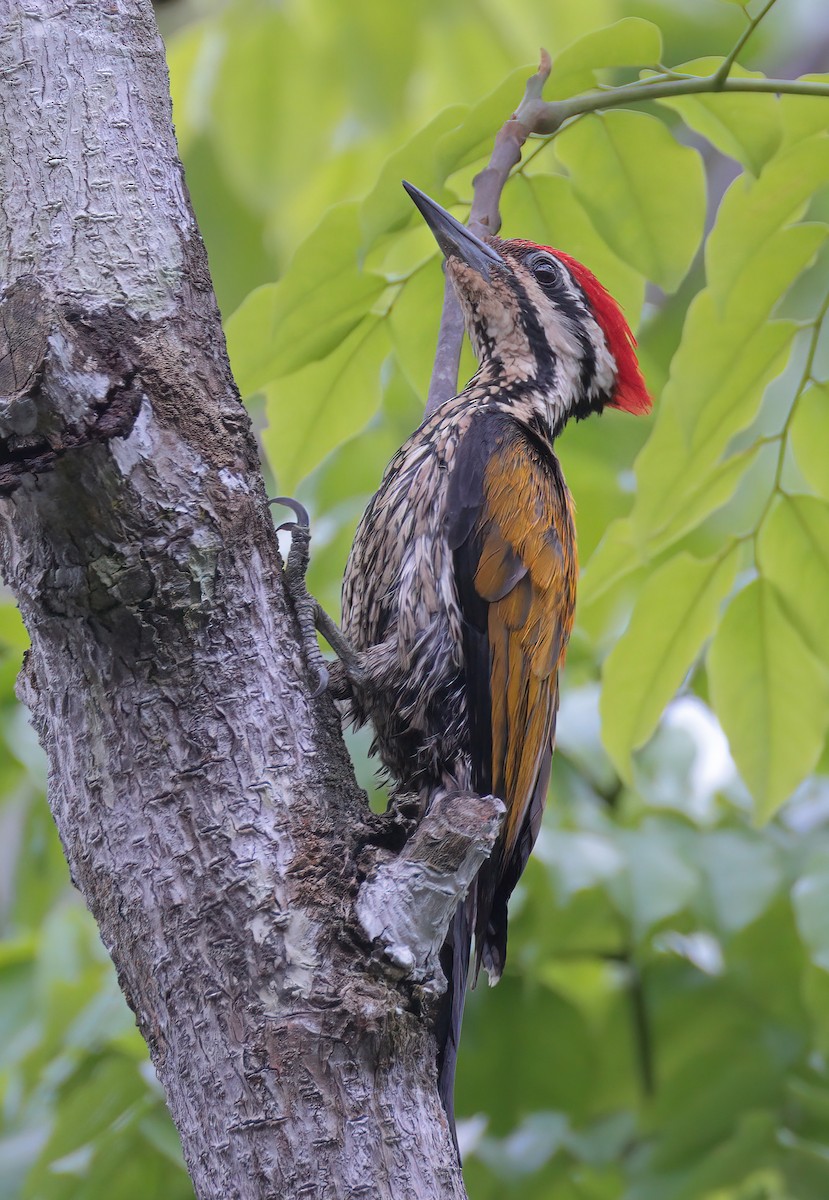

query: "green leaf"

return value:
[641, 443, 766, 558]
[555, 110, 706, 291]
[0, 602, 27, 651]
[182, 137, 274, 316]
[707, 578, 829, 820]
[793, 854, 829, 972]
[558, 420, 649, 563]
[545, 18, 663, 100]
[579, 519, 642, 607]
[166, 22, 221, 156]
[790, 381, 829, 500]
[332, 0, 419, 125]
[541, 959, 627, 1037]
[22, 1055, 147, 1199]
[539, 830, 625, 903]
[138, 1110, 187, 1171]
[627, 206, 821, 545]
[501, 173, 646, 325]
[209, 8, 343, 213]
[388, 263, 445, 398]
[697, 830, 782, 934]
[608, 825, 698, 941]
[688, 225, 826, 446]
[225, 204, 387, 393]
[803, 962, 829, 1057]
[657, 58, 782, 176]
[632, 306, 796, 542]
[261, 318, 388, 491]
[706, 136, 829, 305]
[758, 494, 829, 666]
[360, 106, 467, 247]
[458, 975, 598, 1123]
[434, 67, 534, 179]
[781, 76, 829, 145]
[600, 549, 738, 778]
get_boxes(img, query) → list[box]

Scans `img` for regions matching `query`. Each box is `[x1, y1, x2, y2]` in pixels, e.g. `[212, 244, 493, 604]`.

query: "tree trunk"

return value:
[0, 2, 470, 1195]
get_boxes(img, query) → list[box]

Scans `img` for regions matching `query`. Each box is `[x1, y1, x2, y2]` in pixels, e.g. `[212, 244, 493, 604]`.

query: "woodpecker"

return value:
[282, 182, 651, 1145]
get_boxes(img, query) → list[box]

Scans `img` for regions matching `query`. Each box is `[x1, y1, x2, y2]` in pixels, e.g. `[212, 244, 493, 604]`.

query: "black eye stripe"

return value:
[526, 251, 559, 281]
[526, 252, 580, 307]
[511, 260, 598, 394]
[525, 252, 593, 320]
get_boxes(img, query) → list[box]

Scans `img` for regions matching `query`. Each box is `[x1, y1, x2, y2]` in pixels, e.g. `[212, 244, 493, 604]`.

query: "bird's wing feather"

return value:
[447, 410, 577, 977]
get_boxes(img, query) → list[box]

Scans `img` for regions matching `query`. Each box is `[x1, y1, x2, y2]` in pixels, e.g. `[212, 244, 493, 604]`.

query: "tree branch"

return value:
[526, 72, 828, 134]
[425, 42, 826, 412]
[425, 52, 552, 412]
[357, 793, 505, 987]
[713, 0, 781, 87]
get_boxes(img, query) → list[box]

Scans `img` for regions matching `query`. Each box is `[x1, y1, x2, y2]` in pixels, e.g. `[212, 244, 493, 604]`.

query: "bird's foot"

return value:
[270, 497, 328, 696]
[270, 497, 370, 699]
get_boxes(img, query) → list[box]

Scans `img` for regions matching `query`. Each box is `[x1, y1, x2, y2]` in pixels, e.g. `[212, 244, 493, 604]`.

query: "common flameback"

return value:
[283, 182, 651, 1148]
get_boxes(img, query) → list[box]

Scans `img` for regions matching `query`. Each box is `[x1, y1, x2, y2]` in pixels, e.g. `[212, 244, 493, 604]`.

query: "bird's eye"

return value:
[530, 255, 560, 288]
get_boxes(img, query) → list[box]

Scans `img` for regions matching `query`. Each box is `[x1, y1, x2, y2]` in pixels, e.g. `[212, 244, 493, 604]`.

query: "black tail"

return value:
[437, 899, 473, 1155]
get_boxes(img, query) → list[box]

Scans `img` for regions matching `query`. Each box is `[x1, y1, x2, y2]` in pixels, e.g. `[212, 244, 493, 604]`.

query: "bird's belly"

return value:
[381, 540, 472, 792]
[341, 408, 479, 794]
[353, 527, 472, 795]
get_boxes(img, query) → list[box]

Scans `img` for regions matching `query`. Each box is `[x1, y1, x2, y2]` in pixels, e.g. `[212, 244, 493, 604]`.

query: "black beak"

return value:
[402, 181, 504, 280]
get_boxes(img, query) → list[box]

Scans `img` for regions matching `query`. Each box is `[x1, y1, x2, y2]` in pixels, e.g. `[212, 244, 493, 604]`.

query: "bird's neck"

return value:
[466, 356, 576, 442]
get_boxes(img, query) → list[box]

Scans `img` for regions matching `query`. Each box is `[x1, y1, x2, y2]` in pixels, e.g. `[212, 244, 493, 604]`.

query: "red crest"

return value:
[547, 248, 652, 415]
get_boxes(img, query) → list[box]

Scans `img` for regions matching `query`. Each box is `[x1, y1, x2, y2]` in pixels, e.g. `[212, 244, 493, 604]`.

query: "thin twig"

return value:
[526, 73, 826, 136]
[425, 279, 466, 416]
[424, 52, 552, 413]
[713, 0, 781, 87]
[423, 35, 827, 413]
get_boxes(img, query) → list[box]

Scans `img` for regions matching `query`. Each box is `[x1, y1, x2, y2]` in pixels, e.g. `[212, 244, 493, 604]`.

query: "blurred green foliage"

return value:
[3, 0, 829, 1195]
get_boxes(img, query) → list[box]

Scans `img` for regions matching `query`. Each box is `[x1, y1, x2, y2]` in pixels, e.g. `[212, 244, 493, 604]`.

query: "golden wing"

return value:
[447, 412, 577, 979]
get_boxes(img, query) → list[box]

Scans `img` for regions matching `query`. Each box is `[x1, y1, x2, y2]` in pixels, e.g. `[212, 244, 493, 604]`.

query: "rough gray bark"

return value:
[0, 3, 476, 1197]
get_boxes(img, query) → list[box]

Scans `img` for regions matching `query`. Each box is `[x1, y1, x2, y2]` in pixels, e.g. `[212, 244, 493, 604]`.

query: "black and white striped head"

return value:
[403, 182, 651, 433]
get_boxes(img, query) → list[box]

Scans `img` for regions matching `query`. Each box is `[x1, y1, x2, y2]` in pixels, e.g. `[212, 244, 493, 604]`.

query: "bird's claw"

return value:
[269, 494, 367, 704]
[269, 495, 310, 528]
[270, 495, 330, 698]
[310, 662, 330, 698]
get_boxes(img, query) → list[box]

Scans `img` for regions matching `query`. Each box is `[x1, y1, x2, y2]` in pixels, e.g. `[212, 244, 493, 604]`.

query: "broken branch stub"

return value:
[356, 792, 505, 989]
